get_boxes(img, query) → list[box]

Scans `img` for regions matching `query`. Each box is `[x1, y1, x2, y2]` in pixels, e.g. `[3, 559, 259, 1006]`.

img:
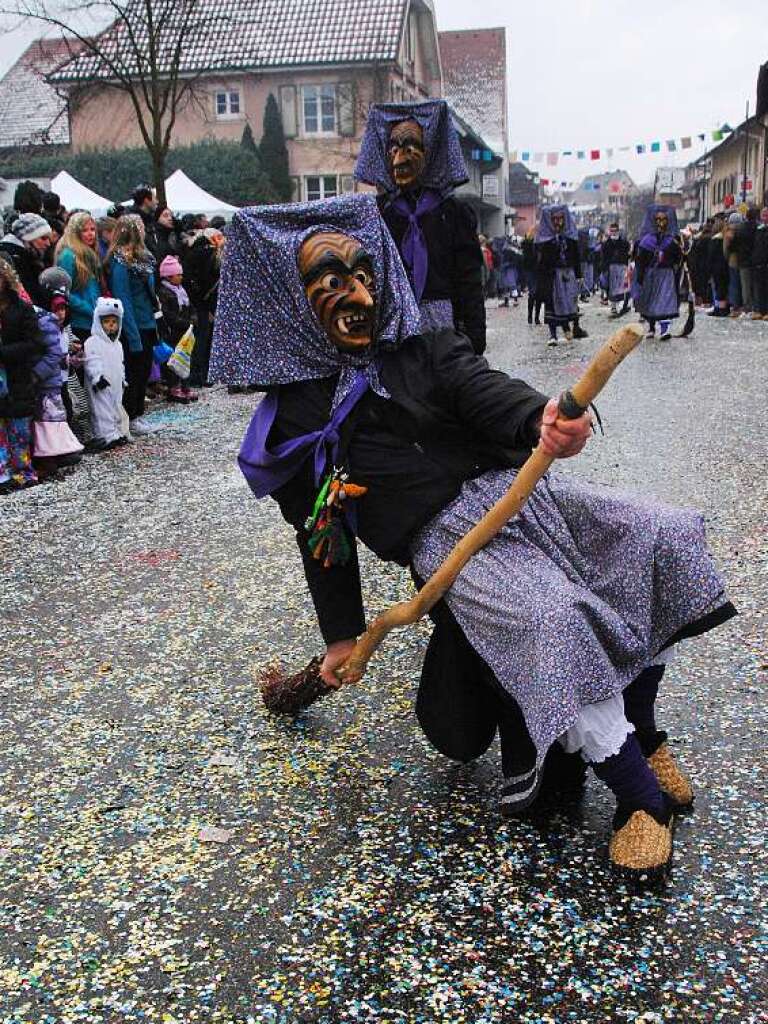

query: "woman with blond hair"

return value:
[55, 211, 102, 341]
[104, 215, 160, 436]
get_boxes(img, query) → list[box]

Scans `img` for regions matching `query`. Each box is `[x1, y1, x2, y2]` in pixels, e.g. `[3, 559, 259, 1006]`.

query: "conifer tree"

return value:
[259, 93, 293, 202]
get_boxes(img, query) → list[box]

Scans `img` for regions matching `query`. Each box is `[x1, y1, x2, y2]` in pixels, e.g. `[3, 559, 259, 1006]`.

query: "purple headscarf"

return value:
[535, 205, 579, 243]
[354, 99, 469, 198]
[638, 204, 680, 240]
[209, 194, 422, 499]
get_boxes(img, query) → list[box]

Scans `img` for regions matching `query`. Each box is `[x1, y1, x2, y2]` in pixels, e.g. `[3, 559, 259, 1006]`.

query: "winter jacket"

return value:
[56, 248, 102, 332]
[158, 283, 193, 345]
[181, 236, 221, 312]
[31, 310, 66, 394]
[752, 224, 768, 267]
[129, 204, 159, 258]
[733, 220, 757, 268]
[269, 329, 547, 644]
[378, 195, 486, 355]
[106, 256, 158, 353]
[0, 293, 46, 418]
[155, 225, 181, 266]
[85, 297, 126, 444]
[0, 235, 48, 307]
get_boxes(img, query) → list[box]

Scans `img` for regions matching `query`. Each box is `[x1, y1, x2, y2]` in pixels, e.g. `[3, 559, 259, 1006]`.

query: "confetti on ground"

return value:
[0, 304, 766, 1023]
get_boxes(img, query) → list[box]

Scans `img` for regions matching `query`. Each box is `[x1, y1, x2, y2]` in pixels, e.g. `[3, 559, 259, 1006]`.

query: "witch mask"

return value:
[654, 211, 669, 233]
[551, 212, 566, 234]
[388, 120, 426, 191]
[298, 232, 376, 354]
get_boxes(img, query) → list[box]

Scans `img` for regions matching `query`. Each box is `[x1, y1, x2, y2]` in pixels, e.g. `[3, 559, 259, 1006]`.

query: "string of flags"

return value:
[510, 128, 732, 168]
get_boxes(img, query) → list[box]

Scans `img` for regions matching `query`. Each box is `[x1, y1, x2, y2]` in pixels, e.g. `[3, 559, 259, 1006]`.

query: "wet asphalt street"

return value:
[0, 299, 766, 1024]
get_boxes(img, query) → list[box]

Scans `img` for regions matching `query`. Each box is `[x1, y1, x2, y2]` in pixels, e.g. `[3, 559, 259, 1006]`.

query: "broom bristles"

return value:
[259, 656, 334, 714]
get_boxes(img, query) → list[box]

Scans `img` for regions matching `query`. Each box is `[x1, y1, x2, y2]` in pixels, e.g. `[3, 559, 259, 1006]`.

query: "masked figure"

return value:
[211, 194, 734, 881]
[601, 224, 631, 316]
[354, 100, 486, 354]
[635, 204, 683, 340]
[535, 206, 588, 345]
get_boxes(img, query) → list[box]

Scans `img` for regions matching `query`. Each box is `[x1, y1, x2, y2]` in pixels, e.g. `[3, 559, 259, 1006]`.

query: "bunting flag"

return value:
[509, 127, 731, 165]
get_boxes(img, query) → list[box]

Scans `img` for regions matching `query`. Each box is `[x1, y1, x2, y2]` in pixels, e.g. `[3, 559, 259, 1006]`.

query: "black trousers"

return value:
[123, 328, 156, 420]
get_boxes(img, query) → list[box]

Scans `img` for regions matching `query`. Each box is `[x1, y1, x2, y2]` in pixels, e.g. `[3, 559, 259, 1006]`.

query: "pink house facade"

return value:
[53, 0, 443, 203]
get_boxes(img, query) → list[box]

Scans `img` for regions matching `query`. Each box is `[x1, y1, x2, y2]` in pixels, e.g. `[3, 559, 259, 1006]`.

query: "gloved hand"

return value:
[94, 375, 110, 391]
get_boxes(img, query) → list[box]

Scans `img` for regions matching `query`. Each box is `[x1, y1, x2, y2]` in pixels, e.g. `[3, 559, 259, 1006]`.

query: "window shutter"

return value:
[340, 174, 355, 194]
[279, 85, 298, 138]
[337, 82, 355, 137]
[290, 176, 301, 202]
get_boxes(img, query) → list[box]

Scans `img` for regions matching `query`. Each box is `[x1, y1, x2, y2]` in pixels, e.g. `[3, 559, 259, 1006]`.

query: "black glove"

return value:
[94, 375, 110, 391]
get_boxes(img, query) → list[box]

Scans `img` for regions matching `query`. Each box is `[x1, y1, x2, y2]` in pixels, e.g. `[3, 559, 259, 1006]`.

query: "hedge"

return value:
[0, 138, 278, 208]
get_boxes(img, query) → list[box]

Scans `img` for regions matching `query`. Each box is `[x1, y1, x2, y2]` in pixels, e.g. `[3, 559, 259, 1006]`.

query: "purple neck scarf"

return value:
[238, 369, 370, 498]
[161, 279, 189, 307]
[391, 189, 443, 301]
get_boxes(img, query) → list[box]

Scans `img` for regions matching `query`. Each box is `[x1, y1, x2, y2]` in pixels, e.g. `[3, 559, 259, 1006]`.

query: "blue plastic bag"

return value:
[153, 341, 174, 365]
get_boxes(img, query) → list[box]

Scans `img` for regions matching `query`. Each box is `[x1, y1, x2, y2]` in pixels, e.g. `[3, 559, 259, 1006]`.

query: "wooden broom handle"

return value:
[337, 323, 645, 684]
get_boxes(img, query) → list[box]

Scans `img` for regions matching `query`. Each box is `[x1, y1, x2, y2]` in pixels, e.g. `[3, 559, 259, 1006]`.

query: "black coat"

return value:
[378, 195, 486, 355]
[0, 293, 46, 419]
[269, 329, 547, 645]
[707, 235, 729, 295]
[601, 236, 630, 270]
[752, 224, 768, 268]
[0, 237, 48, 308]
[157, 284, 193, 345]
[154, 225, 181, 266]
[182, 238, 220, 313]
[535, 236, 582, 304]
[130, 204, 159, 258]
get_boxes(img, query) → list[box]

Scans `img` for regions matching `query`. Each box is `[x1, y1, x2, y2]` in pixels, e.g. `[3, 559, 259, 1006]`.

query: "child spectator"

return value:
[0, 256, 45, 493]
[84, 297, 128, 451]
[157, 255, 197, 404]
[31, 268, 84, 477]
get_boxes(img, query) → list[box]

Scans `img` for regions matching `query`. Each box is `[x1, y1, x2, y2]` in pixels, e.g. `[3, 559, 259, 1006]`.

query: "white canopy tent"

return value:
[162, 170, 237, 217]
[119, 170, 237, 218]
[50, 171, 113, 217]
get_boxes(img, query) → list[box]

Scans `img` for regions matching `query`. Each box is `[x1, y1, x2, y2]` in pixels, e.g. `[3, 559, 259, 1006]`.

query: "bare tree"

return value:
[1, 0, 229, 204]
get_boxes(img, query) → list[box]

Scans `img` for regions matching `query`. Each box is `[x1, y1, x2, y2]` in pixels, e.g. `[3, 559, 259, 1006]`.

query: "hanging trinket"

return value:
[305, 467, 368, 569]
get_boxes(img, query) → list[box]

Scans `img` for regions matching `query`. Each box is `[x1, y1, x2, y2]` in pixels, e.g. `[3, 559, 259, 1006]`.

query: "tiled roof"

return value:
[52, 0, 408, 83]
[0, 39, 78, 148]
[439, 28, 506, 156]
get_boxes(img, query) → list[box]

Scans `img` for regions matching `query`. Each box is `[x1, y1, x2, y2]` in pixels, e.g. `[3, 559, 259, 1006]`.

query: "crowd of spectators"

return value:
[0, 179, 225, 494]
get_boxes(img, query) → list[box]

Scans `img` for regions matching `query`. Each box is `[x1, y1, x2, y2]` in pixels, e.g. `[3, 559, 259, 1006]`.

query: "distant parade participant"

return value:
[601, 223, 631, 316]
[635, 205, 683, 340]
[354, 99, 486, 354]
[521, 227, 541, 325]
[495, 233, 523, 308]
[535, 205, 588, 346]
[589, 227, 604, 298]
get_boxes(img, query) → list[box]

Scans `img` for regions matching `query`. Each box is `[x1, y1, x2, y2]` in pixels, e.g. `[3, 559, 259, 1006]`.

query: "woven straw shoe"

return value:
[609, 810, 673, 879]
[648, 743, 694, 811]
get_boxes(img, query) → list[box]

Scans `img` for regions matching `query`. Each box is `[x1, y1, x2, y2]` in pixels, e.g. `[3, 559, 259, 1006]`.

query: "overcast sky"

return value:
[2, 0, 765, 186]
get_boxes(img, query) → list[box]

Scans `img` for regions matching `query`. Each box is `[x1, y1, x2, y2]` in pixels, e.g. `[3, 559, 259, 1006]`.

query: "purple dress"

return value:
[410, 469, 730, 763]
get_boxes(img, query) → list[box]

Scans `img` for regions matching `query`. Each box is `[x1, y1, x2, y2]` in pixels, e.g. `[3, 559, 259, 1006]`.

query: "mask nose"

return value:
[349, 279, 374, 308]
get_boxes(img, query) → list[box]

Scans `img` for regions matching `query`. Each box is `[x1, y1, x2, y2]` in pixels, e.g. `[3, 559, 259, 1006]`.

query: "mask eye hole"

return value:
[352, 269, 372, 287]
[320, 273, 343, 290]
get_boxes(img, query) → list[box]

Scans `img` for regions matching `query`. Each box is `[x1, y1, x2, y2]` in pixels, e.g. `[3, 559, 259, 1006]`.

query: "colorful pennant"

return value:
[510, 128, 731, 165]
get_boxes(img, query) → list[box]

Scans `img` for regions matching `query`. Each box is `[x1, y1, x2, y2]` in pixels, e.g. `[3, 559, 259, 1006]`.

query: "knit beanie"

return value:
[12, 212, 52, 242]
[159, 255, 183, 278]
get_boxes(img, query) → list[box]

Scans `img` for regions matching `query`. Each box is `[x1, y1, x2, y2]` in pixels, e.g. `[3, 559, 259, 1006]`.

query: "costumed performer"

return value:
[635, 205, 683, 340]
[210, 194, 734, 880]
[354, 99, 486, 354]
[601, 223, 631, 316]
[536, 206, 589, 346]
